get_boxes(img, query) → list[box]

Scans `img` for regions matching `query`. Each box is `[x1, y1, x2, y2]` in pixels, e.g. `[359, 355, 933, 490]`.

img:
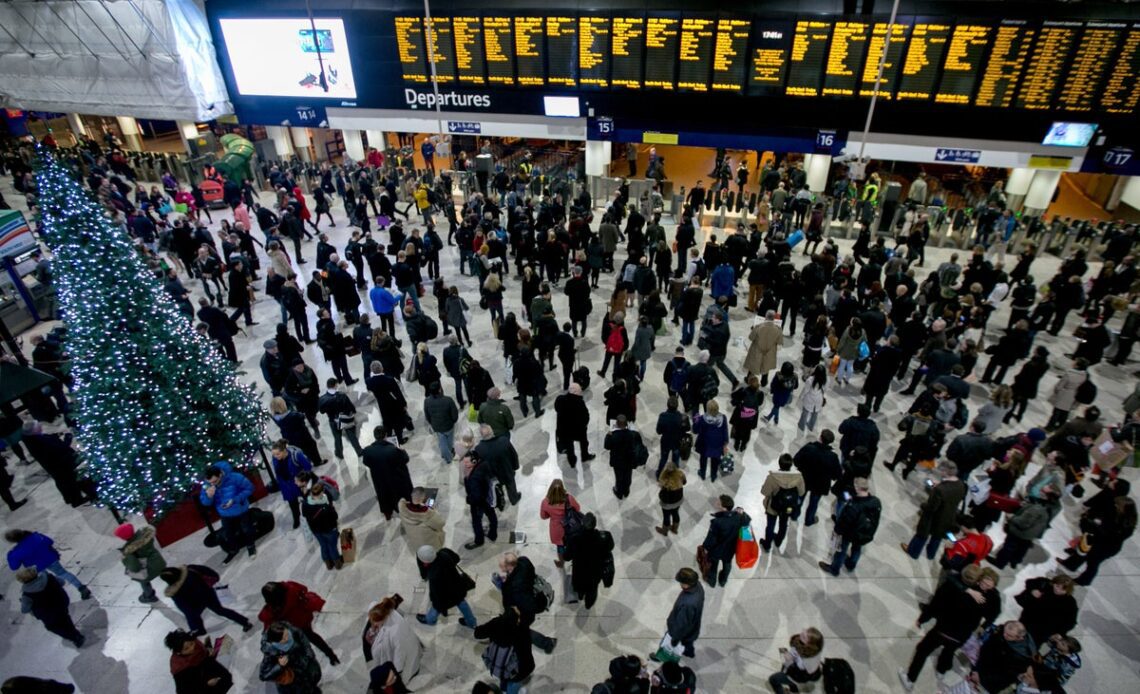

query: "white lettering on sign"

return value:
[404, 88, 492, 110]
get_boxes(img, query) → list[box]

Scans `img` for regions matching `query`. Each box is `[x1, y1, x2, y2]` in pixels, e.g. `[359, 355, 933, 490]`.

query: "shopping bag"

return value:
[340, 527, 357, 563]
[735, 525, 760, 569]
[467, 403, 478, 422]
[174, 202, 189, 214]
[787, 230, 805, 247]
[158, 203, 173, 215]
[984, 493, 1021, 513]
[967, 477, 992, 506]
[377, 214, 391, 228]
[652, 632, 684, 664]
[829, 354, 840, 375]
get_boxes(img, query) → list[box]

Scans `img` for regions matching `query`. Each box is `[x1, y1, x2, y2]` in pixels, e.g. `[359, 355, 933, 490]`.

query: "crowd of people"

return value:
[1, 134, 1139, 693]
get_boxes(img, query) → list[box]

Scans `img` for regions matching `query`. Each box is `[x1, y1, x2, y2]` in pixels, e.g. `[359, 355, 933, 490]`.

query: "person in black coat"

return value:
[563, 513, 615, 609]
[329, 262, 362, 324]
[361, 429, 413, 520]
[473, 608, 536, 691]
[17, 567, 84, 647]
[20, 423, 93, 507]
[365, 362, 410, 444]
[981, 321, 1032, 384]
[900, 565, 992, 688]
[838, 403, 880, 464]
[700, 496, 750, 587]
[474, 429, 521, 505]
[284, 358, 322, 430]
[165, 629, 234, 694]
[462, 451, 498, 548]
[1005, 346, 1050, 424]
[197, 298, 239, 362]
[442, 336, 468, 407]
[226, 261, 255, 326]
[160, 565, 253, 635]
[1015, 574, 1079, 645]
[416, 547, 477, 627]
[554, 384, 592, 467]
[512, 347, 547, 418]
[497, 552, 556, 653]
[862, 336, 903, 412]
[604, 416, 642, 500]
[793, 430, 841, 526]
[315, 309, 356, 384]
[656, 396, 688, 476]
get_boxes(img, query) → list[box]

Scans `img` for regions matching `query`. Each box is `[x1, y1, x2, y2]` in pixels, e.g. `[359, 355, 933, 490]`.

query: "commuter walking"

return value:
[6, 529, 92, 600]
[818, 478, 881, 576]
[649, 567, 704, 662]
[700, 495, 750, 587]
[16, 567, 86, 647]
[901, 462, 966, 560]
[257, 581, 339, 664]
[760, 454, 806, 552]
[161, 565, 254, 635]
[114, 523, 165, 603]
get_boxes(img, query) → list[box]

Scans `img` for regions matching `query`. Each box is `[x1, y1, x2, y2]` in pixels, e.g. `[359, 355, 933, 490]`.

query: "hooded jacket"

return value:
[119, 526, 167, 582]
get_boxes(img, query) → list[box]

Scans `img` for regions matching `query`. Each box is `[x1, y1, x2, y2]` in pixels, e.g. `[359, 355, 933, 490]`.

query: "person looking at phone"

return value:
[199, 462, 258, 564]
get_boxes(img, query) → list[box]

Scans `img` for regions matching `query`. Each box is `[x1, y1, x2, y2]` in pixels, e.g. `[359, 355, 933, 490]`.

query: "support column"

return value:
[365, 129, 388, 151]
[1120, 176, 1140, 211]
[115, 116, 143, 151]
[1023, 169, 1062, 216]
[342, 129, 366, 162]
[803, 153, 831, 194]
[265, 126, 294, 160]
[1004, 167, 1035, 211]
[291, 128, 312, 163]
[176, 120, 200, 156]
[66, 113, 87, 142]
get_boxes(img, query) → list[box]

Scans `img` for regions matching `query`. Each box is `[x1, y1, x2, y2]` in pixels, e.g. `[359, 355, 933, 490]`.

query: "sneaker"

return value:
[139, 594, 159, 604]
[79, 588, 93, 600]
[817, 561, 839, 576]
[464, 541, 485, 550]
[897, 668, 915, 692]
[242, 622, 254, 633]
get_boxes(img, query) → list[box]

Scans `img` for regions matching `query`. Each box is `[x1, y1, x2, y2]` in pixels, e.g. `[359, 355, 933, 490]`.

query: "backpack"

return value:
[699, 370, 720, 403]
[852, 498, 882, 544]
[562, 500, 585, 542]
[822, 658, 856, 694]
[573, 366, 591, 390]
[1075, 375, 1096, 404]
[533, 573, 555, 613]
[319, 475, 341, 501]
[719, 453, 735, 475]
[634, 436, 650, 468]
[772, 486, 800, 516]
[423, 315, 440, 340]
[938, 264, 960, 289]
[422, 232, 434, 253]
[951, 400, 969, 430]
[693, 258, 707, 279]
[679, 433, 693, 460]
[605, 324, 625, 353]
[669, 361, 690, 393]
[482, 641, 520, 681]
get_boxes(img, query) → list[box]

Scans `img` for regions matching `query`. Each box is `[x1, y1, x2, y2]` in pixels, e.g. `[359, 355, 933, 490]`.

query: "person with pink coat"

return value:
[539, 479, 581, 568]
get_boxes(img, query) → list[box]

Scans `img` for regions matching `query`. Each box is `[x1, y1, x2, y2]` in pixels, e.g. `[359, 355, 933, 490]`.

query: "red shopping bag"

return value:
[984, 493, 1021, 513]
[735, 525, 760, 569]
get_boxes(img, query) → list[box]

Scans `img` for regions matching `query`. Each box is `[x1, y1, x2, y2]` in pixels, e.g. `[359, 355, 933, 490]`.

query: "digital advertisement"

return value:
[218, 18, 358, 100]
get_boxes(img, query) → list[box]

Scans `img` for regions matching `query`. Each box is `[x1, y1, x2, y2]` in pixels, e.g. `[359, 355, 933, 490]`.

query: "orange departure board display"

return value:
[1100, 25, 1140, 114]
[934, 23, 990, 104]
[711, 18, 750, 92]
[1056, 22, 1125, 112]
[786, 20, 831, 96]
[823, 20, 870, 97]
[678, 17, 715, 91]
[579, 16, 610, 87]
[896, 23, 952, 100]
[453, 16, 486, 85]
[1016, 21, 1080, 109]
[645, 16, 680, 90]
[859, 22, 909, 98]
[514, 16, 545, 86]
[974, 21, 1035, 108]
[483, 16, 515, 85]
[545, 16, 577, 87]
[394, 16, 429, 83]
[611, 16, 645, 89]
[426, 17, 456, 83]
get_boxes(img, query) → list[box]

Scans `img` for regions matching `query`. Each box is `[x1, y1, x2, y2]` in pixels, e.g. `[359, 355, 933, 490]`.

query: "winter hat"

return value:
[416, 545, 437, 564]
[114, 523, 135, 541]
[263, 339, 277, 350]
[1027, 428, 1047, 443]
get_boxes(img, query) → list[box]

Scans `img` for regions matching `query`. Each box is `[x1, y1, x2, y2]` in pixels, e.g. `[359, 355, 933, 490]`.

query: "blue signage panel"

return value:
[447, 121, 482, 134]
[934, 148, 982, 163]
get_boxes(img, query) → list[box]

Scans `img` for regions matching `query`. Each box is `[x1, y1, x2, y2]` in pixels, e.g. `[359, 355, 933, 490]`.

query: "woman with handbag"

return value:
[729, 376, 764, 452]
[416, 546, 478, 629]
[259, 621, 323, 693]
[539, 479, 580, 567]
[298, 473, 344, 572]
[258, 581, 339, 665]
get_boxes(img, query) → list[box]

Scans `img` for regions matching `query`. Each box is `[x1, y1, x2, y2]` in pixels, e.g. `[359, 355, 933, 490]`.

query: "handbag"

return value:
[482, 641, 520, 680]
[696, 545, 712, 577]
[984, 493, 1021, 513]
[735, 525, 760, 569]
[275, 668, 296, 685]
[457, 565, 477, 592]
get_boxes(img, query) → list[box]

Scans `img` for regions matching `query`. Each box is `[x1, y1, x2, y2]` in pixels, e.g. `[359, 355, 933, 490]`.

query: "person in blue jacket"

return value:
[269, 440, 313, 530]
[6, 529, 92, 599]
[709, 262, 736, 305]
[199, 462, 257, 563]
[369, 281, 402, 336]
[692, 401, 730, 482]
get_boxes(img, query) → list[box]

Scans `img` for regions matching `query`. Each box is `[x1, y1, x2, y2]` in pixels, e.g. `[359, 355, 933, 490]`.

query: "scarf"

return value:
[170, 639, 208, 675]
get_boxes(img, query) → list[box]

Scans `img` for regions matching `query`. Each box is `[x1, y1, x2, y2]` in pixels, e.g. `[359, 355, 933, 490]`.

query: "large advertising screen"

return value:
[219, 18, 358, 99]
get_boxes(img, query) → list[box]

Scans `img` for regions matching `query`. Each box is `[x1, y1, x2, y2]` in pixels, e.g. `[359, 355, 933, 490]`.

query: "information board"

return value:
[610, 16, 644, 90]
[483, 16, 515, 85]
[786, 19, 831, 97]
[395, 16, 429, 83]
[859, 22, 909, 98]
[823, 20, 870, 97]
[710, 18, 750, 93]
[1056, 22, 1124, 111]
[546, 16, 577, 87]
[1101, 25, 1140, 113]
[514, 16, 545, 86]
[453, 16, 487, 85]
[427, 17, 457, 83]
[934, 23, 990, 104]
[678, 17, 716, 91]
[896, 22, 952, 100]
[974, 21, 1035, 108]
[1017, 21, 1081, 109]
[645, 16, 680, 90]
[579, 16, 611, 88]
[749, 20, 793, 96]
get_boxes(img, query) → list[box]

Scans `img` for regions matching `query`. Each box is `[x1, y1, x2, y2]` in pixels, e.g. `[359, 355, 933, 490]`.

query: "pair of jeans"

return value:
[837, 358, 855, 382]
[710, 356, 738, 387]
[662, 507, 680, 528]
[657, 448, 680, 477]
[314, 529, 342, 563]
[766, 404, 784, 424]
[331, 425, 363, 458]
[220, 512, 256, 553]
[905, 533, 942, 560]
[698, 455, 721, 481]
[764, 512, 790, 547]
[470, 502, 498, 544]
[399, 285, 421, 312]
[803, 491, 824, 525]
[423, 599, 477, 626]
[826, 538, 864, 574]
[681, 320, 695, 345]
[436, 430, 455, 463]
[797, 408, 819, 432]
[46, 561, 86, 592]
[183, 591, 251, 633]
[906, 630, 960, 682]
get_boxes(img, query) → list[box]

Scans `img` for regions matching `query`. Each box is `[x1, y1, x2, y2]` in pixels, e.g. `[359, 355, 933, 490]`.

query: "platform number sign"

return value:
[1103, 147, 1133, 168]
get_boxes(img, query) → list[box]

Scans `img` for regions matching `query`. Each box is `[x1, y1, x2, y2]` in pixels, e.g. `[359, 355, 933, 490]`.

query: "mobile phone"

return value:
[945, 532, 956, 542]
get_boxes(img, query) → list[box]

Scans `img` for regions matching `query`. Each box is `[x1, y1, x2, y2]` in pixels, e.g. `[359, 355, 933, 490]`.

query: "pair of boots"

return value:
[323, 558, 345, 570]
[655, 523, 679, 536]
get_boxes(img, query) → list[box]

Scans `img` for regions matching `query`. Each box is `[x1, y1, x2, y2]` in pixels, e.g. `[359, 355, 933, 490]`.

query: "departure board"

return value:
[514, 16, 545, 86]
[645, 16, 680, 90]
[546, 16, 577, 87]
[786, 20, 831, 97]
[611, 16, 645, 89]
[1101, 25, 1140, 114]
[483, 16, 515, 85]
[934, 23, 990, 104]
[896, 22, 952, 100]
[823, 20, 870, 97]
[711, 18, 751, 92]
[859, 22, 910, 97]
[678, 17, 715, 91]
[1016, 21, 1080, 109]
[579, 16, 610, 88]
[453, 16, 487, 85]
[749, 20, 793, 96]
[394, 16, 429, 83]
[974, 21, 1035, 108]
[1056, 22, 1124, 111]
[426, 17, 456, 83]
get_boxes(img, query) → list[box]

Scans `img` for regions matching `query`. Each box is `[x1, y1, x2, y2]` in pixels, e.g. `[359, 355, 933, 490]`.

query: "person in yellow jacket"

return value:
[414, 183, 432, 225]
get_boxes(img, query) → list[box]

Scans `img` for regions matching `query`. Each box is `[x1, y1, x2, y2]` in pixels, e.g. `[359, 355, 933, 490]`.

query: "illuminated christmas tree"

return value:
[35, 153, 266, 515]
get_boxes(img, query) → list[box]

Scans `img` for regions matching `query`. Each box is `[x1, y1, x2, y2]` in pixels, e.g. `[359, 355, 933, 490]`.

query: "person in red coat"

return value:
[293, 186, 319, 234]
[257, 580, 339, 665]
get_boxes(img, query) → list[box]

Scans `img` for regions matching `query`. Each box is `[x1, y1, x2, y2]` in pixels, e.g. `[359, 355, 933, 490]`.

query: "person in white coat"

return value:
[364, 595, 423, 681]
[798, 365, 828, 434]
[1046, 358, 1090, 431]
